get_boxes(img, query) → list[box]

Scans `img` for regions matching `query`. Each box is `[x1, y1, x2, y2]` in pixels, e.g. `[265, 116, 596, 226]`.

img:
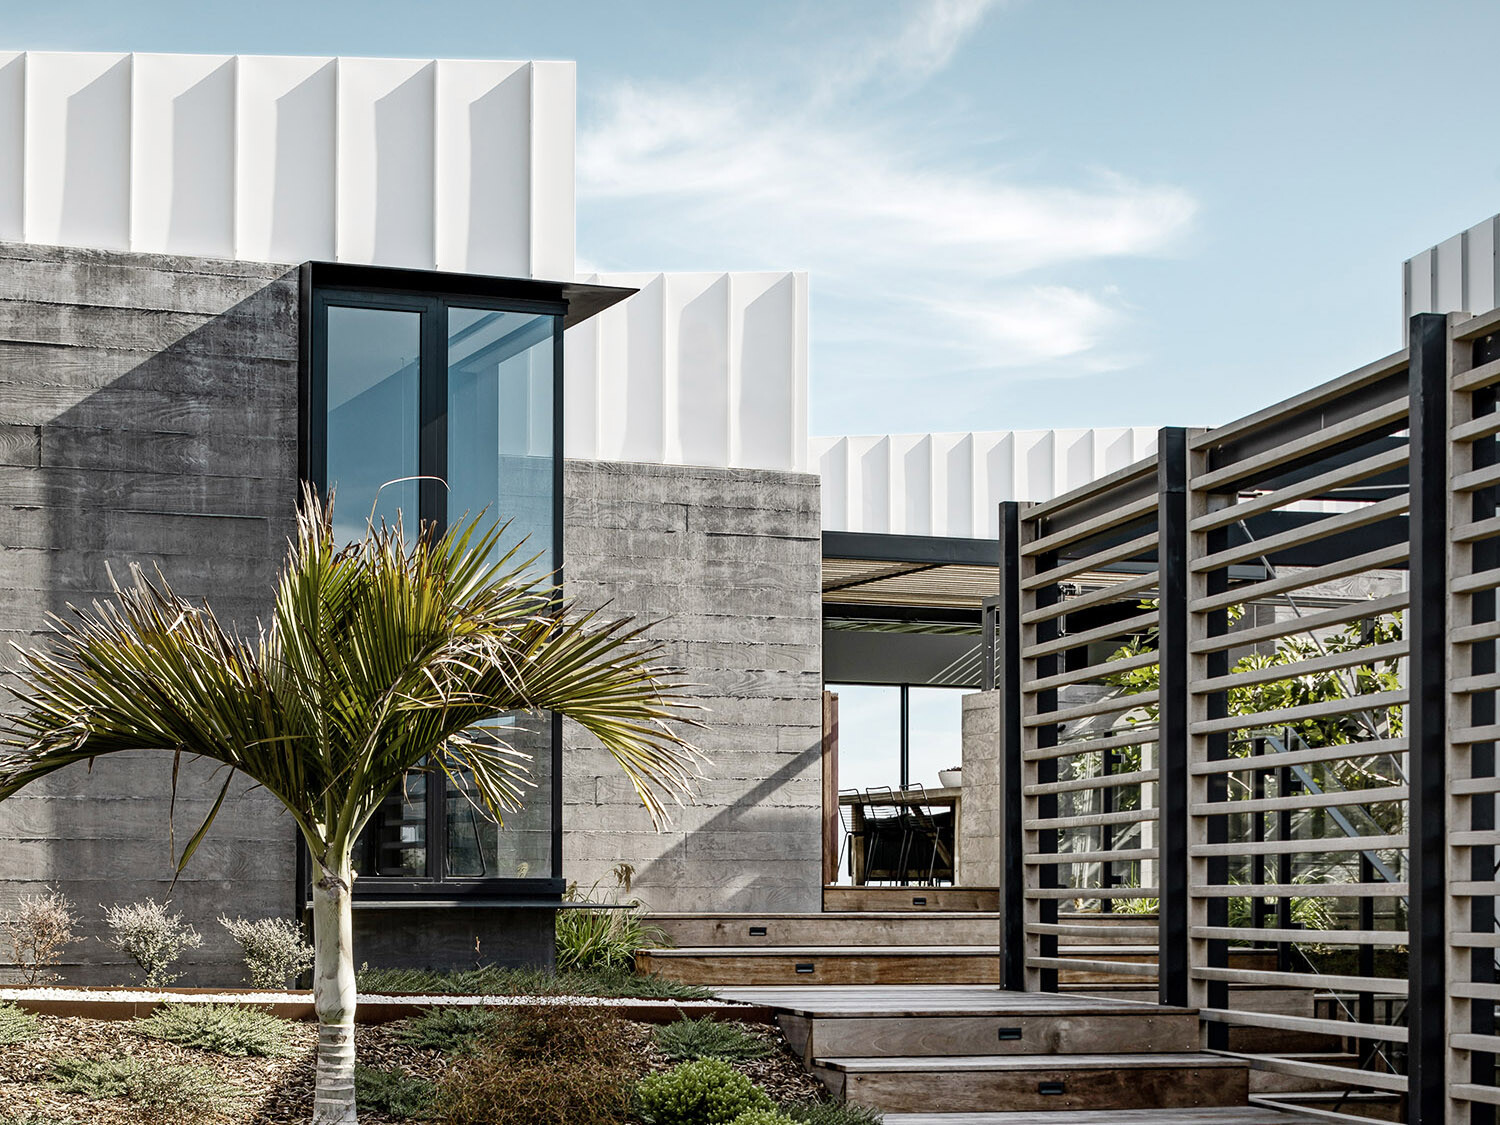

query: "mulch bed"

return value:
[0, 1010, 826, 1124]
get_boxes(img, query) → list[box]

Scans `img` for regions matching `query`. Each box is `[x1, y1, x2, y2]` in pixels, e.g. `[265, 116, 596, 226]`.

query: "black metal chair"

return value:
[899, 783, 948, 885]
[862, 786, 910, 885]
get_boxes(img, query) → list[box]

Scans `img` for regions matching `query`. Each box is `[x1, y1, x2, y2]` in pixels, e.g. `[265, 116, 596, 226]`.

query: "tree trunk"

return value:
[312, 857, 358, 1125]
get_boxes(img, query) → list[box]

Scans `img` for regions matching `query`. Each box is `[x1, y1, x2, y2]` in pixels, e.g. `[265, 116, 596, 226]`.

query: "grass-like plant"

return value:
[555, 871, 668, 972]
[654, 1017, 776, 1062]
[48, 1056, 232, 1125]
[354, 1065, 435, 1120]
[0, 1001, 41, 1046]
[133, 1003, 304, 1057]
[356, 963, 713, 1000]
[392, 1006, 502, 1053]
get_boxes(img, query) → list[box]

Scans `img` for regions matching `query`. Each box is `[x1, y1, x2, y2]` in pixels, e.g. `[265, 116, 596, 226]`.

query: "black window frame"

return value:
[300, 264, 567, 902]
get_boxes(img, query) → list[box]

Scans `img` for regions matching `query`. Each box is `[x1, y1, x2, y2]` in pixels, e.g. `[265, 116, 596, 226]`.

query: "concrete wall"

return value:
[561, 459, 824, 912]
[958, 691, 1000, 888]
[0, 241, 300, 985]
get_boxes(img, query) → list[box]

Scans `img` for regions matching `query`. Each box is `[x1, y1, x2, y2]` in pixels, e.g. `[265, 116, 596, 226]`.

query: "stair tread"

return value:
[817, 1052, 1249, 1074]
[650, 912, 1000, 920]
[717, 984, 1196, 1017]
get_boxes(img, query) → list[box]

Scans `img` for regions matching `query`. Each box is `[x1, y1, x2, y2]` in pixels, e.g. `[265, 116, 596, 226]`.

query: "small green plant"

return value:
[636, 1058, 775, 1125]
[0, 1113, 79, 1125]
[654, 1017, 775, 1061]
[2, 889, 78, 985]
[0, 1000, 41, 1046]
[781, 1100, 884, 1125]
[393, 1006, 502, 1053]
[729, 1113, 800, 1125]
[356, 1064, 436, 1119]
[434, 1005, 635, 1125]
[101, 899, 202, 987]
[48, 1056, 231, 1124]
[219, 915, 314, 989]
[133, 1003, 303, 1057]
[556, 870, 668, 972]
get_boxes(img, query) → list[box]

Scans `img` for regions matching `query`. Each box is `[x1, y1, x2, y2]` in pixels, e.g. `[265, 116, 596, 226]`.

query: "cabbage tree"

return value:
[0, 490, 700, 1124]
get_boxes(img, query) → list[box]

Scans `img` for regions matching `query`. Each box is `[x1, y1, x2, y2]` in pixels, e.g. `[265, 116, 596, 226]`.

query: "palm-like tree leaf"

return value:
[0, 486, 703, 869]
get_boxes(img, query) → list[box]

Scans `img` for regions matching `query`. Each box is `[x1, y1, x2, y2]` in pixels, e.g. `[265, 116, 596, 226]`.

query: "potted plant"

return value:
[938, 765, 962, 788]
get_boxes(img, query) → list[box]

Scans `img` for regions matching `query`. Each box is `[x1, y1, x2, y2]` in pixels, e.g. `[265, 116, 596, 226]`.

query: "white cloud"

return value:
[577, 0, 1195, 383]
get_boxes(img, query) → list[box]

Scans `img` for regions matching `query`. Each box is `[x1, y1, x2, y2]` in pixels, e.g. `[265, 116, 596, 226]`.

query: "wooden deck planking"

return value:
[883, 1110, 1320, 1124]
[716, 984, 1191, 1018]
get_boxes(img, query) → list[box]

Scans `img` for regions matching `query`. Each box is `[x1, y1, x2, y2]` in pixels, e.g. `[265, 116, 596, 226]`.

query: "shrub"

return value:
[0, 1000, 41, 1046]
[133, 1003, 303, 1057]
[392, 1006, 502, 1053]
[102, 899, 202, 987]
[655, 1017, 775, 1062]
[781, 1101, 884, 1125]
[355, 1064, 436, 1119]
[48, 1056, 231, 1124]
[433, 1005, 635, 1125]
[730, 1113, 801, 1125]
[0, 1114, 79, 1125]
[218, 915, 314, 989]
[2, 890, 78, 985]
[635, 1058, 774, 1125]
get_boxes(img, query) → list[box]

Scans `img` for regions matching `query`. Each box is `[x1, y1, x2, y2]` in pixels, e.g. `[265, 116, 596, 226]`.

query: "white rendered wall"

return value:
[563, 271, 810, 472]
[1405, 212, 1500, 327]
[813, 428, 1160, 538]
[0, 51, 575, 277]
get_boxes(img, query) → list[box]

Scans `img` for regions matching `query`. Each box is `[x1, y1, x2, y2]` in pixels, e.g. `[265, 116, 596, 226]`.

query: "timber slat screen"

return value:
[1017, 458, 1165, 990]
[1447, 306, 1500, 1122]
[1185, 346, 1414, 1113]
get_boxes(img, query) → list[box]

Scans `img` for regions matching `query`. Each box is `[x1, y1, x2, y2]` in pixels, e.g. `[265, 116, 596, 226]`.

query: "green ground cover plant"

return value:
[355, 963, 713, 1000]
[48, 1055, 231, 1124]
[635, 1058, 775, 1125]
[728, 1113, 800, 1125]
[654, 1017, 775, 1061]
[133, 1003, 303, 1057]
[0, 1001, 41, 1046]
[432, 1005, 635, 1125]
[391, 1006, 502, 1053]
[354, 1065, 435, 1120]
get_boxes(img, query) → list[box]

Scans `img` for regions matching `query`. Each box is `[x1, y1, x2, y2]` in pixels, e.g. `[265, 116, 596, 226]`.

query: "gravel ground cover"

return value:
[0, 1008, 826, 1124]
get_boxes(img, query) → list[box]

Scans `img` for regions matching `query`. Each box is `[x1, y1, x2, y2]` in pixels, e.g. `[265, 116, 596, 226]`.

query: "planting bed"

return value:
[0, 1004, 827, 1125]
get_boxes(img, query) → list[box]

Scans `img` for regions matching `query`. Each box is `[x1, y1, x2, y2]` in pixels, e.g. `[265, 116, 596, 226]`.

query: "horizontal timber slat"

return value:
[1190, 592, 1408, 655]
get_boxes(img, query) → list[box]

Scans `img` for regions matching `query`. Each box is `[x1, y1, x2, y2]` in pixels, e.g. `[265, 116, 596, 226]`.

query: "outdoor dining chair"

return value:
[861, 786, 910, 885]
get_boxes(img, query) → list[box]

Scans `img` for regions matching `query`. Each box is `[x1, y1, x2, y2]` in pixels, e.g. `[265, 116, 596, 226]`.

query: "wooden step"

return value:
[812, 1052, 1250, 1113]
[824, 886, 999, 912]
[648, 911, 1000, 948]
[636, 945, 1000, 986]
[778, 1003, 1200, 1062]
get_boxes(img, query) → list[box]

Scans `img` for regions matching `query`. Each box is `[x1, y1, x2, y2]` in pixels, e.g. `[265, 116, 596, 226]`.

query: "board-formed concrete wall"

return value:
[0, 241, 301, 985]
[561, 459, 824, 912]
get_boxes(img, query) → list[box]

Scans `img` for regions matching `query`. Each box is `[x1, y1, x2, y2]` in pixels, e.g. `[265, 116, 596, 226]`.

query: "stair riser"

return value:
[784, 1012, 1200, 1060]
[637, 952, 999, 986]
[652, 918, 1001, 947]
[823, 887, 999, 912]
[819, 1066, 1249, 1113]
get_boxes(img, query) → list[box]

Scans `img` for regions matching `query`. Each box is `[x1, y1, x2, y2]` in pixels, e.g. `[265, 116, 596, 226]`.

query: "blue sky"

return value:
[7, 0, 1500, 437]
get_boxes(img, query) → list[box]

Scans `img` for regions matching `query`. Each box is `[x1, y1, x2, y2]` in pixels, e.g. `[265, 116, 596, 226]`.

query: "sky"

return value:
[6, 0, 1500, 437]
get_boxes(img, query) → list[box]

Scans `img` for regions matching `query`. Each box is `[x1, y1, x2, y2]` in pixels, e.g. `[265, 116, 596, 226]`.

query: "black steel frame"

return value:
[299, 266, 571, 903]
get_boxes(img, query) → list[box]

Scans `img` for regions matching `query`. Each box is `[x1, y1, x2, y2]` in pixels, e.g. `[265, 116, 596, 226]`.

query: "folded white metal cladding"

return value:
[0, 50, 575, 276]
[563, 271, 810, 472]
[813, 428, 1161, 538]
[1405, 212, 1500, 328]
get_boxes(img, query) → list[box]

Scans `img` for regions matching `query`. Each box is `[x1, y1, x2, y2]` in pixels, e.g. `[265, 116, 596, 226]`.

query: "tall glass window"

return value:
[311, 284, 564, 893]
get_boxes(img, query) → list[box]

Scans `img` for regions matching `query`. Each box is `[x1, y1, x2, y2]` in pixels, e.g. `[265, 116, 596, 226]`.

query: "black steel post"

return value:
[997, 503, 1026, 992]
[1157, 427, 1190, 1008]
[1406, 311, 1449, 1125]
